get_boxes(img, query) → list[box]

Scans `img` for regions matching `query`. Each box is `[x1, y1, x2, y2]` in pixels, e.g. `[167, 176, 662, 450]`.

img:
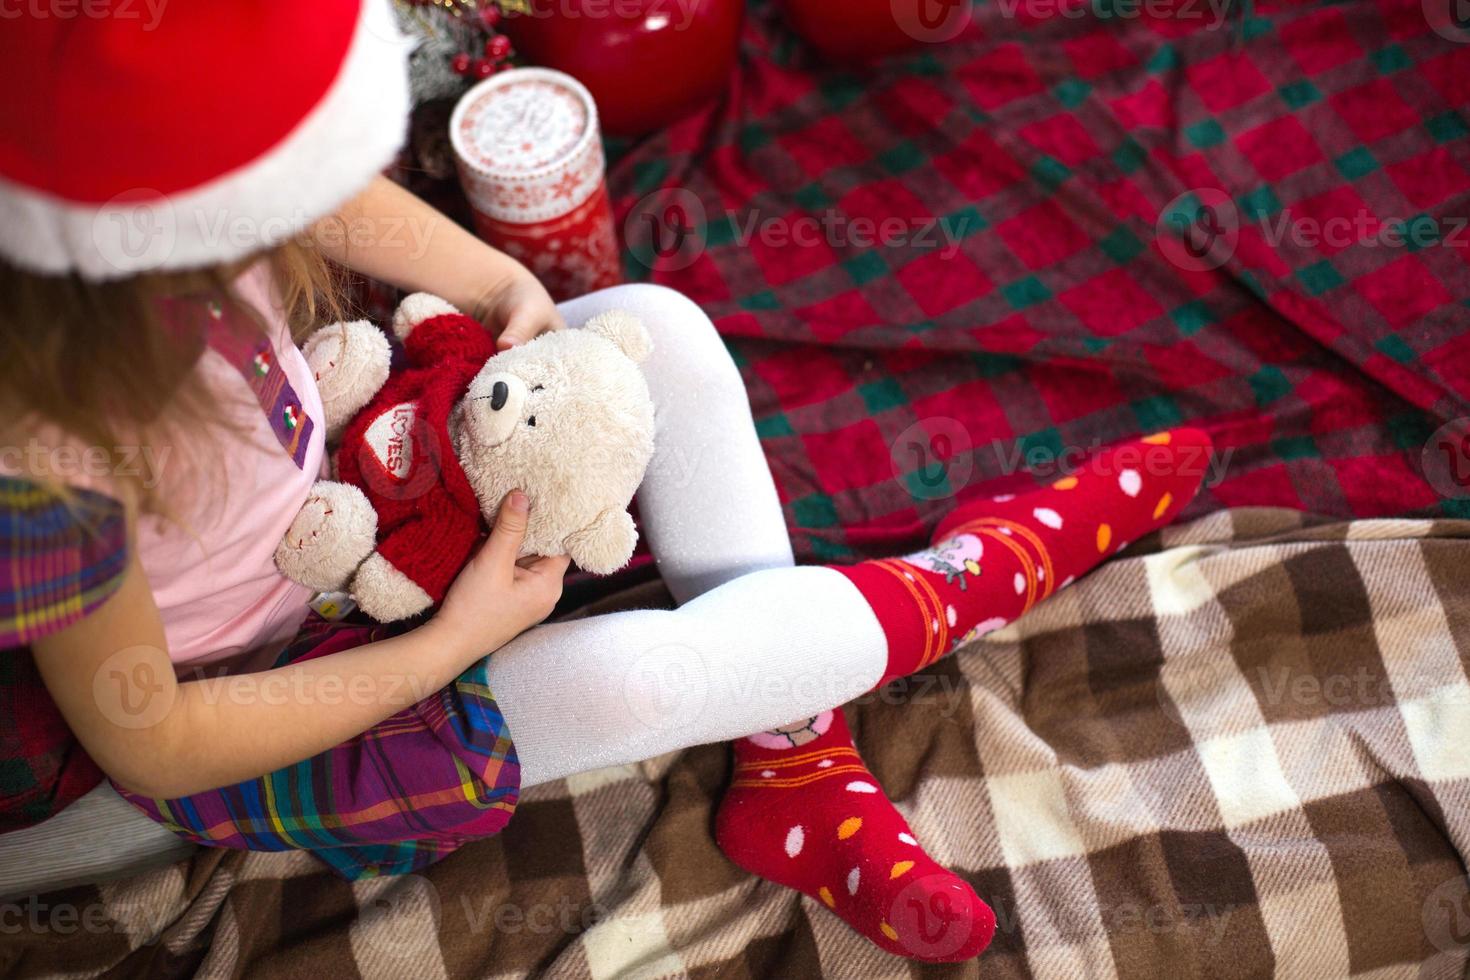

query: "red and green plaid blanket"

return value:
[610, 0, 1470, 566]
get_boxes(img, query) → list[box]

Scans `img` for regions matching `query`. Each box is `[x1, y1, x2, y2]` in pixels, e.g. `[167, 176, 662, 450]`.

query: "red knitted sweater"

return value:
[335, 311, 498, 606]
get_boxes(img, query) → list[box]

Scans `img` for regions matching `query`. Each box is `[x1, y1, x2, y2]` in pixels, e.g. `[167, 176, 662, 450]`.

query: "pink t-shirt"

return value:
[4, 265, 326, 672]
[139, 267, 326, 670]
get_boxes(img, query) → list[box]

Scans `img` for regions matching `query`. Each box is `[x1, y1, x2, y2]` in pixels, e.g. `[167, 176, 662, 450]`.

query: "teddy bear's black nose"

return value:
[490, 381, 509, 411]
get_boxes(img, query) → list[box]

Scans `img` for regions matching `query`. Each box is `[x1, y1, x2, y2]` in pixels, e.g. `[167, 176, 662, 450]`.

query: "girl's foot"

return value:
[716, 428, 1212, 961]
[716, 710, 996, 962]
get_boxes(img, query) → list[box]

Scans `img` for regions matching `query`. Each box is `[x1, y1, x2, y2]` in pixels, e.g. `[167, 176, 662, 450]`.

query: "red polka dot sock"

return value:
[715, 709, 997, 962]
[832, 428, 1214, 687]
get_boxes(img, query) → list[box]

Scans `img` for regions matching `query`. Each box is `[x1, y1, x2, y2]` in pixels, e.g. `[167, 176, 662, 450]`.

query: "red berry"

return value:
[486, 34, 512, 59]
[451, 52, 472, 75]
[473, 58, 496, 78]
[478, 4, 502, 28]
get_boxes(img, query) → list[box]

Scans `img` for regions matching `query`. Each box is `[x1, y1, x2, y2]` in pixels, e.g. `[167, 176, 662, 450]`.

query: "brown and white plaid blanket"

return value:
[3, 508, 1468, 979]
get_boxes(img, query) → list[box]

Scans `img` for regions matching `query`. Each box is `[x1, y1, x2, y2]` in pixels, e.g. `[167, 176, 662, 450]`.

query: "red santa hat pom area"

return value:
[0, 0, 412, 280]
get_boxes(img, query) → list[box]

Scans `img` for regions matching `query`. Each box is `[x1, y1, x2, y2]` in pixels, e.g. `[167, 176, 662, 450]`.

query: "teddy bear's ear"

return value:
[583, 310, 653, 364]
[392, 293, 461, 342]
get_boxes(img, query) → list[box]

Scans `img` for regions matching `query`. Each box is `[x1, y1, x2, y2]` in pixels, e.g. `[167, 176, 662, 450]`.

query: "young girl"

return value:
[0, 0, 1212, 962]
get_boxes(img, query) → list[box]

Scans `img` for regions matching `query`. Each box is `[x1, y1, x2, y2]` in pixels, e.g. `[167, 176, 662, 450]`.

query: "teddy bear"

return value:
[273, 292, 656, 623]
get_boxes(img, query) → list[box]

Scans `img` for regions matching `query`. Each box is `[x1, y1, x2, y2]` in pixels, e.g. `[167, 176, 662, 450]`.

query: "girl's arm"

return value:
[31, 493, 569, 800]
[316, 175, 566, 349]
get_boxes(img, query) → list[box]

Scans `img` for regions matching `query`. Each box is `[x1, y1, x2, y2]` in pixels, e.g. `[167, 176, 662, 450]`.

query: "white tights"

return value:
[487, 285, 887, 788]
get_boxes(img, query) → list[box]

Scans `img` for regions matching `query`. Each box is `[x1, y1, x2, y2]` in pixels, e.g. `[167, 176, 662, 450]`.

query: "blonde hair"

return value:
[0, 241, 348, 515]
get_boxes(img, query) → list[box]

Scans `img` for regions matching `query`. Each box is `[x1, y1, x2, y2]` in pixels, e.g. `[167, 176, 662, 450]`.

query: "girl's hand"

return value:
[429, 490, 570, 660]
[317, 178, 567, 350]
[475, 263, 567, 350]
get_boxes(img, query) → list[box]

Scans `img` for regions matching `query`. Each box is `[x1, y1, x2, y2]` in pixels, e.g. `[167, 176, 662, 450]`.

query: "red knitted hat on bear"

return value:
[0, 0, 411, 280]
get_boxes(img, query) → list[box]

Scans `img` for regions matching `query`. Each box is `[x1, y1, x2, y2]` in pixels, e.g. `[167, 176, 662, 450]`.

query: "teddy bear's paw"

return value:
[563, 508, 639, 575]
[352, 553, 435, 623]
[302, 320, 392, 437]
[274, 481, 379, 591]
[392, 293, 461, 342]
[583, 310, 653, 364]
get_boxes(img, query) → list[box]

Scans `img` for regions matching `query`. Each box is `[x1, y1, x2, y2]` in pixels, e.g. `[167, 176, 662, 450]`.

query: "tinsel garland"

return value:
[393, 0, 527, 106]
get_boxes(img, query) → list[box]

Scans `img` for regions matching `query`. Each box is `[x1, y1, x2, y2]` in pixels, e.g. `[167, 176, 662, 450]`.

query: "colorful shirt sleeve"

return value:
[0, 476, 129, 649]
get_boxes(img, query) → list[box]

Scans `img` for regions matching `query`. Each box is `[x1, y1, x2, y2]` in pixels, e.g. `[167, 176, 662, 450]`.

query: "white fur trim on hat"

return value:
[0, 0, 413, 280]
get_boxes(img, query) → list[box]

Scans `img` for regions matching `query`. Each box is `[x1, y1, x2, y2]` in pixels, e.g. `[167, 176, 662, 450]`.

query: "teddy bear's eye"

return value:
[526, 416, 537, 427]
[531, 384, 545, 393]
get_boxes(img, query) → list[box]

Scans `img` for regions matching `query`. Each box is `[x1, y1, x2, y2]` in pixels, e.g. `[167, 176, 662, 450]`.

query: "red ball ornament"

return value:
[473, 58, 496, 78]
[499, 0, 744, 137]
[451, 51, 473, 75]
[485, 34, 512, 59]
[777, 0, 970, 62]
[478, 3, 503, 28]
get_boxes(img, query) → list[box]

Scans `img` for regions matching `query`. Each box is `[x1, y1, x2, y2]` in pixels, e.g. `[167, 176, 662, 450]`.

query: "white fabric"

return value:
[490, 284, 886, 788]
[0, 0, 412, 279]
[559, 285, 796, 602]
[0, 784, 192, 899]
[489, 565, 884, 788]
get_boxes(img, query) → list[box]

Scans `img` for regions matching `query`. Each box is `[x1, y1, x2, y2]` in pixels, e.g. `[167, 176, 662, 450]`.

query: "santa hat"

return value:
[0, 0, 412, 280]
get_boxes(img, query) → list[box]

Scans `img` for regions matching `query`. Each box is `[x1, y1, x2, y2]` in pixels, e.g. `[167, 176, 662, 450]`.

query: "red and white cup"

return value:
[450, 67, 622, 302]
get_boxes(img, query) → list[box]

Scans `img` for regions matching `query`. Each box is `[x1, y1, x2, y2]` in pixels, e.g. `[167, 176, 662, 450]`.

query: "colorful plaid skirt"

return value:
[116, 615, 520, 880]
